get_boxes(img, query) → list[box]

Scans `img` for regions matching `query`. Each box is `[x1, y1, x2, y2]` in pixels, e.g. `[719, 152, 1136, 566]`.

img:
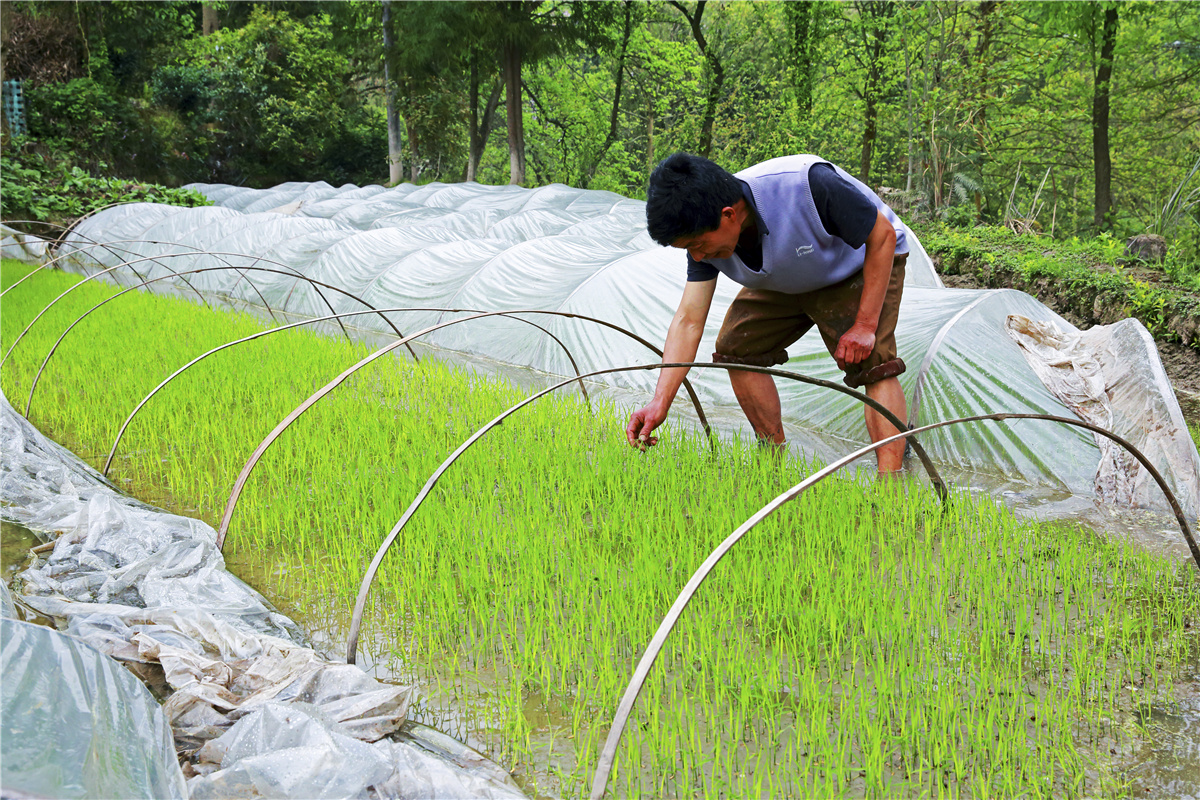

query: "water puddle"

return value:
[1, 520, 41, 581]
[2, 520, 57, 627]
[1123, 673, 1200, 798]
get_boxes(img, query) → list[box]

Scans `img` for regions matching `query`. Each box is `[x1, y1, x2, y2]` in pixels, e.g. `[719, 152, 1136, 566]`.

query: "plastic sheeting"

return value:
[51, 181, 1198, 522]
[1006, 314, 1199, 518]
[1, 392, 526, 800]
[1, 392, 301, 640]
[1, 222, 48, 263]
[0, 580, 15, 619]
[1, 616, 189, 800]
[188, 704, 525, 800]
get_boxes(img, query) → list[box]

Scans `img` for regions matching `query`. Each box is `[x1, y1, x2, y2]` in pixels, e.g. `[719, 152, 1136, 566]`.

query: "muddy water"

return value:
[1, 520, 56, 627]
[2, 520, 41, 583]
[221, 539, 1200, 799]
[1124, 672, 1200, 798]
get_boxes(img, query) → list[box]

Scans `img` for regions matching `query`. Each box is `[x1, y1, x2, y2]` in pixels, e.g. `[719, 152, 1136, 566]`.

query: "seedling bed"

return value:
[2, 261, 1197, 798]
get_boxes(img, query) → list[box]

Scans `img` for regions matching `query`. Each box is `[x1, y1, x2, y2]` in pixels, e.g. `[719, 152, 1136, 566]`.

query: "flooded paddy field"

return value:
[3, 260, 1198, 798]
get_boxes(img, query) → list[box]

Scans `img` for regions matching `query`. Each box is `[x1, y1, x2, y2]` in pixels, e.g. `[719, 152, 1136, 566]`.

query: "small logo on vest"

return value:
[795, 244, 815, 257]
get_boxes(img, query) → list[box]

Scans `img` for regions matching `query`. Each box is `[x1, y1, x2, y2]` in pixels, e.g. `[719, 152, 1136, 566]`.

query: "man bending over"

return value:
[625, 152, 911, 474]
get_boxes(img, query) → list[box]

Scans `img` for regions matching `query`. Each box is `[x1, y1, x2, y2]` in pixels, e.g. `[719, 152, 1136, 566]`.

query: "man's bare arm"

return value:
[625, 278, 717, 447]
[833, 211, 897, 368]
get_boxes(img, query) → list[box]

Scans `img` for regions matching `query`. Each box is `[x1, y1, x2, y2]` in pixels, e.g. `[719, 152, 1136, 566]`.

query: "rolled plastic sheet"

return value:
[1006, 314, 1200, 515]
[53, 182, 1199, 522]
[0, 617, 189, 800]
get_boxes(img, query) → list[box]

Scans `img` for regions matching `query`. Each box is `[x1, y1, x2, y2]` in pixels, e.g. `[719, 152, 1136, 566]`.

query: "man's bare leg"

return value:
[729, 369, 785, 445]
[864, 376, 906, 473]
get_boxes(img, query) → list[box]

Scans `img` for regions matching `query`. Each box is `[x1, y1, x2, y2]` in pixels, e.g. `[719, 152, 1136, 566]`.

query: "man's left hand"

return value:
[835, 322, 876, 369]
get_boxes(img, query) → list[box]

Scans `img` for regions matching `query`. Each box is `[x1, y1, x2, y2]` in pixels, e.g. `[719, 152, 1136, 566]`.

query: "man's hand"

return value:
[626, 398, 670, 449]
[834, 322, 876, 370]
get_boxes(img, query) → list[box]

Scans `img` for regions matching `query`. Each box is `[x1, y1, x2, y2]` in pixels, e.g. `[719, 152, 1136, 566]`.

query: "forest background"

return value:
[1, 1, 1198, 286]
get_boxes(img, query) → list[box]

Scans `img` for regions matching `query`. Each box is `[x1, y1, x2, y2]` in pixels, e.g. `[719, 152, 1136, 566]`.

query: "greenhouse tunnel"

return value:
[49, 179, 1200, 529]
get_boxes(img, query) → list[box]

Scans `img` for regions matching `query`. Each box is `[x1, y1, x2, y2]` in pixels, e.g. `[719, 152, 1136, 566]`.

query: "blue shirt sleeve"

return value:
[686, 254, 719, 282]
[808, 163, 878, 248]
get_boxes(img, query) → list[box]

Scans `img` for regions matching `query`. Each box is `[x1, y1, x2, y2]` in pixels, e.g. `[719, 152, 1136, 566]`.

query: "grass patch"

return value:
[3, 258, 1198, 798]
[912, 223, 1200, 351]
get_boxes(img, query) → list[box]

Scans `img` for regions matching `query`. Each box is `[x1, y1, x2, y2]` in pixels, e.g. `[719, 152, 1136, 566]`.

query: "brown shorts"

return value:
[713, 253, 907, 387]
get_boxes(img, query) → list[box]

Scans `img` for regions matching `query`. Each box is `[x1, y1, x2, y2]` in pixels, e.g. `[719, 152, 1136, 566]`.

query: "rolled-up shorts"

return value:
[713, 253, 908, 388]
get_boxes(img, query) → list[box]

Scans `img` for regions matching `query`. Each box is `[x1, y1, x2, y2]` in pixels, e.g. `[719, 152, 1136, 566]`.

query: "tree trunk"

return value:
[857, 4, 888, 184]
[785, 1, 818, 115]
[1092, 5, 1118, 230]
[581, 0, 633, 188]
[201, 2, 220, 36]
[469, 61, 480, 182]
[406, 115, 421, 182]
[646, 100, 656, 176]
[502, 40, 525, 185]
[969, 0, 998, 217]
[0, 1, 11, 82]
[973, 1, 997, 137]
[859, 93, 878, 185]
[467, 58, 503, 182]
[903, 6, 914, 192]
[382, 1, 403, 185]
[671, 1, 725, 158]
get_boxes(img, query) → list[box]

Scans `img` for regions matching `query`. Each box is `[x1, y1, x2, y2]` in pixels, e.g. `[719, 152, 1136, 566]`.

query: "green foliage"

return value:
[24, 75, 208, 185]
[26, 78, 124, 157]
[100, 1, 199, 92]
[178, 7, 363, 185]
[6, 0, 1198, 247]
[918, 223, 1200, 350]
[0, 139, 210, 229]
[148, 64, 217, 118]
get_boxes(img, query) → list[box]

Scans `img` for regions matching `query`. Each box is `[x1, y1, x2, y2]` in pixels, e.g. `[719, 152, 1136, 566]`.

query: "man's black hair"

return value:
[645, 152, 743, 247]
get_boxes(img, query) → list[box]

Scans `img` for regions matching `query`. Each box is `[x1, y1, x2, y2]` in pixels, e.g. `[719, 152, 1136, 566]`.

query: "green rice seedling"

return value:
[3, 258, 1199, 798]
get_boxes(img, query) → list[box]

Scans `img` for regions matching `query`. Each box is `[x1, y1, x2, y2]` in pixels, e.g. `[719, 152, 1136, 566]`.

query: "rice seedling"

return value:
[2, 258, 1197, 798]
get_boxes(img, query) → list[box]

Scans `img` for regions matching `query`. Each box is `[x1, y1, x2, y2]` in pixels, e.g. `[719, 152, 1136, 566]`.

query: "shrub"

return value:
[916, 223, 1200, 351]
[0, 138, 211, 233]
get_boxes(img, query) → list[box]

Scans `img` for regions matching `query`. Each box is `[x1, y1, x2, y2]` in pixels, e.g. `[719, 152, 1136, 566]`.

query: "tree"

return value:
[467, 56, 503, 182]
[381, 1, 402, 185]
[668, 0, 726, 158]
[846, 1, 898, 184]
[578, 0, 638, 188]
[1091, 3, 1119, 229]
[182, 7, 357, 184]
[783, 1, 829, 117]
[466, 1, 616, 185]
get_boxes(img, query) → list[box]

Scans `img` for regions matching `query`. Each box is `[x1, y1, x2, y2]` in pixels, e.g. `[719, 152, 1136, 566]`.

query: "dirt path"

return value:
[939, 273, 1200, 425]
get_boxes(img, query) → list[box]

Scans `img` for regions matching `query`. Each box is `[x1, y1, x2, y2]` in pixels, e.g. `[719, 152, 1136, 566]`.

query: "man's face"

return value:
[671, 206, 740, 262]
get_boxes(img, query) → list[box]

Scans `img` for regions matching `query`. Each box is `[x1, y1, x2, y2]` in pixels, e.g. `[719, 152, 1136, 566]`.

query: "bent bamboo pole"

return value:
[103, 309, 723, 477]
[2, 244, 378, 353]
[6, 235, 288, 325]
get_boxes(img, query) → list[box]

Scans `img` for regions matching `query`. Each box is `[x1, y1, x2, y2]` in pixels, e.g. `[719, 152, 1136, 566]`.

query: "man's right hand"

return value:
[626, 398, 670, 449]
